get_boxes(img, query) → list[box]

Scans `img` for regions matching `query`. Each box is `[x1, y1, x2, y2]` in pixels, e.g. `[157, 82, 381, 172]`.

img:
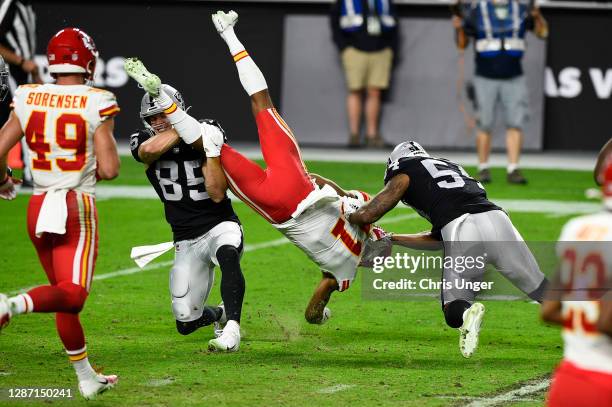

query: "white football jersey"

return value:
[12, 83, 119, 194]
[557, 211, 612, 374]
[274, 193, 369, 291]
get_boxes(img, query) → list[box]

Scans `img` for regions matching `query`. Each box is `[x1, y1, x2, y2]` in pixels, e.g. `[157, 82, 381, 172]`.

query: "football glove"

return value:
[200, 119, 226, 158]
[341, 195, 363, 220]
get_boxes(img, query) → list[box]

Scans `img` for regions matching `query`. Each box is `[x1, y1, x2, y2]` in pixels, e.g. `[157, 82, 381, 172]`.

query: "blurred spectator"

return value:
[453, 0, 548, 184]
[331, 0, 398, 148]
[0, 0, 40, 186]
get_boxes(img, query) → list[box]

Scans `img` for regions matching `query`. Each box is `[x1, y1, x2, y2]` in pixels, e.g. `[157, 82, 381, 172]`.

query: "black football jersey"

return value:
[384, 156, 501, 237]
[130, 128, 239, 242]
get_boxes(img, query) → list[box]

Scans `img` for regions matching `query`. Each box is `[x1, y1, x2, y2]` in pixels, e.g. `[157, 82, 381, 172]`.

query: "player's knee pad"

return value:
[444, 299, 471, 328]
[56, 282, 88, 313]
[172, 299, 194, 322]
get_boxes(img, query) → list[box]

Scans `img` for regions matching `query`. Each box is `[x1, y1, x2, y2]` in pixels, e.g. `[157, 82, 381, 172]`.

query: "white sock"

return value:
[478, 162, 489, 172]
[221, 28, 268, 96]
[507, 163, 518, 174]
[225, 320, 240, 334]
[69, 352, 97, 382]
[9, 294, 33, 315]
[153, 89, 201, 145]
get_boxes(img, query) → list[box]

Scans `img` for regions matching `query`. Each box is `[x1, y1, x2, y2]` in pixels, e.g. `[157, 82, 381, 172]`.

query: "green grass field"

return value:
[0, 157, 596, 406]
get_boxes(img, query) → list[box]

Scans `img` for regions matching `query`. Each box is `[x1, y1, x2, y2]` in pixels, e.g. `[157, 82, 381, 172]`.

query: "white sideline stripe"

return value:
[465, 379, 551, 407]
[317, 384, 356, 394]
[8, 214, 416, 296]
[13, 186, 602, 215]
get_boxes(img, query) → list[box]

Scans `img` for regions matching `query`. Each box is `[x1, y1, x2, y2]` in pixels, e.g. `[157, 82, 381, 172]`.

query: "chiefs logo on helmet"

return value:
[47, 27, 99, 80]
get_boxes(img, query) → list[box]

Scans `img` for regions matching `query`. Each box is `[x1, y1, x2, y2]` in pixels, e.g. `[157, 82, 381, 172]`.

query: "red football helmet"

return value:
[602, 157, 612, 210]
[47, 28, 98, 80]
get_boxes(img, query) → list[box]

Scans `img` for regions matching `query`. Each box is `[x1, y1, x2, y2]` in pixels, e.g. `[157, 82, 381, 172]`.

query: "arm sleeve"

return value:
[524, 15, 535, 32]
[129, 130, 151, 163]
[96, 90, 120, 122]
[462, 10, 477, 38]
[330, 0, 347, 51]
[0, 1, 16, 39]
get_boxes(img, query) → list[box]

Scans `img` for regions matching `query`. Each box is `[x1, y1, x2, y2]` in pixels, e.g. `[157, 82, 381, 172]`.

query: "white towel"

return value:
[130, 242, 174, 269]
[35, 190, 69, 238]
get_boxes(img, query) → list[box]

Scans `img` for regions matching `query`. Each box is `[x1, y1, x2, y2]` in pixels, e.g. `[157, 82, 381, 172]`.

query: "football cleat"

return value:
[459, 302, 485, 358]
[213, 302, 227, 338]
[124, 58, 162, 97]
[208, 320, 240, 352]
[212, 10, 239, 34]
[0, 294, 11, 332]
[78, 373, 118, 400]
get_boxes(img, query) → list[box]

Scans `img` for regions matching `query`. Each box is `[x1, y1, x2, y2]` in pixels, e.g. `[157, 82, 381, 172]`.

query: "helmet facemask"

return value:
[0, 57, 9, 102]
[139, 84, 187, 133]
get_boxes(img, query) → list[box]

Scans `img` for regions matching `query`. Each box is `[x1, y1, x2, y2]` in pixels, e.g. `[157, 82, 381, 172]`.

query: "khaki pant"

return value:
[341, 46, 393, 91]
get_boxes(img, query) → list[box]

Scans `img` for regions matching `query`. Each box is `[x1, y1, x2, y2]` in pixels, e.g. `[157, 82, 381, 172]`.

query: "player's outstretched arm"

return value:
[138, 129, 180, 165]
[347, 174, 410, 226]
[310, 173, 354, 198]
[212, 11, 273, 117]
[203, 157, 228, 203]
[304, 273, 338, 324]
[94, 118, 120, 180]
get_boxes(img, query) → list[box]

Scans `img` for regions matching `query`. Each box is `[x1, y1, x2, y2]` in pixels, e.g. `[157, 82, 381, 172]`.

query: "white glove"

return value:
[0, 177, 18, 200]
[201, 122, 225, 158]
[341, 195, 363, 220]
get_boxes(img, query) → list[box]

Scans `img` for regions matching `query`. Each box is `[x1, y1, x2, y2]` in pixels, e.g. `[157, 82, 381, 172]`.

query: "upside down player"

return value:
[346, 141, 549, 357]
[541, 160, 612, 407]
[0, 28, 120, 398]
[128, 85, 246, 352]
[124, 10, 390, 325]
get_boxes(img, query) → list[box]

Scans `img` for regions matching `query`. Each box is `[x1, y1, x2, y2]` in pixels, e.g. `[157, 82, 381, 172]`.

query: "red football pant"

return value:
[547, 360, 612, 407]
[221, 108, 314, 224]
[26, 191, 98, 353]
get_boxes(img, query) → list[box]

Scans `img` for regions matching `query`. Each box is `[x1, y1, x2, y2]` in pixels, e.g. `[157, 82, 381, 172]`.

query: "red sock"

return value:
[56, 312, 86, 352]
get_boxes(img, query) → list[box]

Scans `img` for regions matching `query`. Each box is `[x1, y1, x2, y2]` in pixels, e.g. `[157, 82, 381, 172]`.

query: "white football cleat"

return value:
[213, 302, 227, 338]
[208, 320, 240, 352]
[212, 10, 238, 34]
[0, 294, 11, 332]
[123, 58, 162, 96]
[78, 373, 118, 400]
[459, 302, 485, 358]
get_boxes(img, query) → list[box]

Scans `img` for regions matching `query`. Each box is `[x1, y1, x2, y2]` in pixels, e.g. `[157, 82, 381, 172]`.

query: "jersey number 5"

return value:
[25, 111, 87, 171]
[421, 158, 483, 190]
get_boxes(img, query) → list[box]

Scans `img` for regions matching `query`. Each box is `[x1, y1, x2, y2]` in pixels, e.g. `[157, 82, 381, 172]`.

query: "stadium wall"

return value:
[31, 1, 611, 151]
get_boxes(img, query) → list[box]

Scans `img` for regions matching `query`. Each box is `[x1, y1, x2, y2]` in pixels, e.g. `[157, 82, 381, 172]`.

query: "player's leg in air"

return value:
[0, 192, 116, 399]
[210, 10, 316, 224]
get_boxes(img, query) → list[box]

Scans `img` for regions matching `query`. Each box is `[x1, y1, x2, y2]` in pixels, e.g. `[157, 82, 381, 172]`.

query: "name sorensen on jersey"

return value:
[130, 128, 239, 242]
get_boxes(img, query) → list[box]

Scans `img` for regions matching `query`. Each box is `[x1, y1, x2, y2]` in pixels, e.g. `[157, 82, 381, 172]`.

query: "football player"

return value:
[346, 141, 549, 357]
[0, 28, 120, 398]
[541, 161, 612, 407]
[129, 85, 245, 353]
[123, 10, 389, 327]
